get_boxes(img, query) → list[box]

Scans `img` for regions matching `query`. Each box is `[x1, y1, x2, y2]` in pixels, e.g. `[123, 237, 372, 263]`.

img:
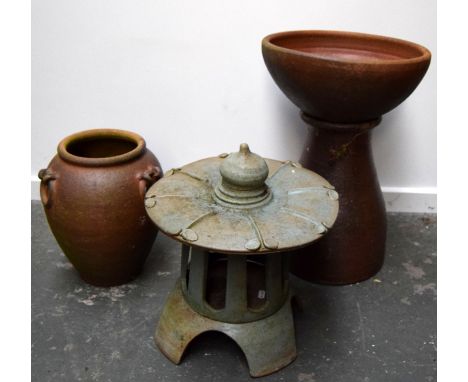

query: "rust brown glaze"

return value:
[38, 129, 163, 286]
[262, 30, 431, 284]
[292, 115, 386, 284]
[262, 30, 431, 123]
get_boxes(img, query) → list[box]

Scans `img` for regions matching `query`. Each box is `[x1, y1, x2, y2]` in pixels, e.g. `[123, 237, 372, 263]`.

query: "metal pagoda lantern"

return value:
[144, 143, 339, 377]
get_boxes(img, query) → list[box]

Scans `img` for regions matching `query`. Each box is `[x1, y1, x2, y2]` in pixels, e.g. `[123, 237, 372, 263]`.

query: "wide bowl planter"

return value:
[38, 129, 163, 286]
[262, 30, 431, 123]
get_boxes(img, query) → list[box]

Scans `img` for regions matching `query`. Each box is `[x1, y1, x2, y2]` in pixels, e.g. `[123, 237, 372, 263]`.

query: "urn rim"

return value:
[57, 128, 146, 167]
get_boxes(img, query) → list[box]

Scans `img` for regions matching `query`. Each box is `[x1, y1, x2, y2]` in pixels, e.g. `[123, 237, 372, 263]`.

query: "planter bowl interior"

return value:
[262, 30, 431, 123]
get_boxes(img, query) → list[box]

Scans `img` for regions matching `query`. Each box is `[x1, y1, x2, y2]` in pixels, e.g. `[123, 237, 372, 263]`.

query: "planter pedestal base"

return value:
[291, 114, 387, 285]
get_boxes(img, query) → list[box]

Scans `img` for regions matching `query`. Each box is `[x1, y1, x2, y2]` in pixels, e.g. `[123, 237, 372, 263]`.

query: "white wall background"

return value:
[32, 0, 437, 212]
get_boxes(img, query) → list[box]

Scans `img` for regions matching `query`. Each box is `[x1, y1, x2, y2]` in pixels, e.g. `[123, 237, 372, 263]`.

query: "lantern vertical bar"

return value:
[187, 247, 208, 309]
[180, 245, 189, 292]
[265, 253, 283, 305]
[282, 253, 291, 294]
[225, 255, 247, 315]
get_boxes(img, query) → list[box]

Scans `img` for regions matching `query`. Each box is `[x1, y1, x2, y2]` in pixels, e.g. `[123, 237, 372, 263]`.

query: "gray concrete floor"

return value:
[31, 201, 436, 382]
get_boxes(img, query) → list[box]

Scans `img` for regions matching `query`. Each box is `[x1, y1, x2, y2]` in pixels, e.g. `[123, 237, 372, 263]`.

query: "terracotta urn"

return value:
[38, 129, 163, 286]
[262, 30, 431, 284]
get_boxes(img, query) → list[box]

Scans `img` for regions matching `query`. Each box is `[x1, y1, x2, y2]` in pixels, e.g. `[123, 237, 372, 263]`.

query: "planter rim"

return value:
[262, 30, 431, 66]
[57, 128, 146, 167]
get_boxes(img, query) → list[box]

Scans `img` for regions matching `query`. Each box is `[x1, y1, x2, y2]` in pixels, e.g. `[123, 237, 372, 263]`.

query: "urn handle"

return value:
[138, 165, 162, 198]
[38, 168, 57, 208]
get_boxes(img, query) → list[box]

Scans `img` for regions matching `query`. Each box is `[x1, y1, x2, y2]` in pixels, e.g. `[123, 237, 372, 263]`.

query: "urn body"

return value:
[39, 129, 162, 286]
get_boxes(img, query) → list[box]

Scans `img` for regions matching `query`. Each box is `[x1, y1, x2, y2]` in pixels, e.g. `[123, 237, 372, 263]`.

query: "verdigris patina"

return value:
[145, 143, 339, 377]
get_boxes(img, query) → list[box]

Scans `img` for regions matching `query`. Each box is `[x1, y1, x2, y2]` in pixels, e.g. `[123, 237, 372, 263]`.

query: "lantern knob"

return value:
[214, 143, 271, 208]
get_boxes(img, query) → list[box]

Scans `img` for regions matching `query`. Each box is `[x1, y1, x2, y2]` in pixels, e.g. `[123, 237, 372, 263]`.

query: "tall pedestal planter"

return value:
[262, 30, 431, 284]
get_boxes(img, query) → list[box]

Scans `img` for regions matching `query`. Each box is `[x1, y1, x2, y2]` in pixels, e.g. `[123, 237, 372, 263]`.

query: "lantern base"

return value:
[155, 280, 296, 377]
